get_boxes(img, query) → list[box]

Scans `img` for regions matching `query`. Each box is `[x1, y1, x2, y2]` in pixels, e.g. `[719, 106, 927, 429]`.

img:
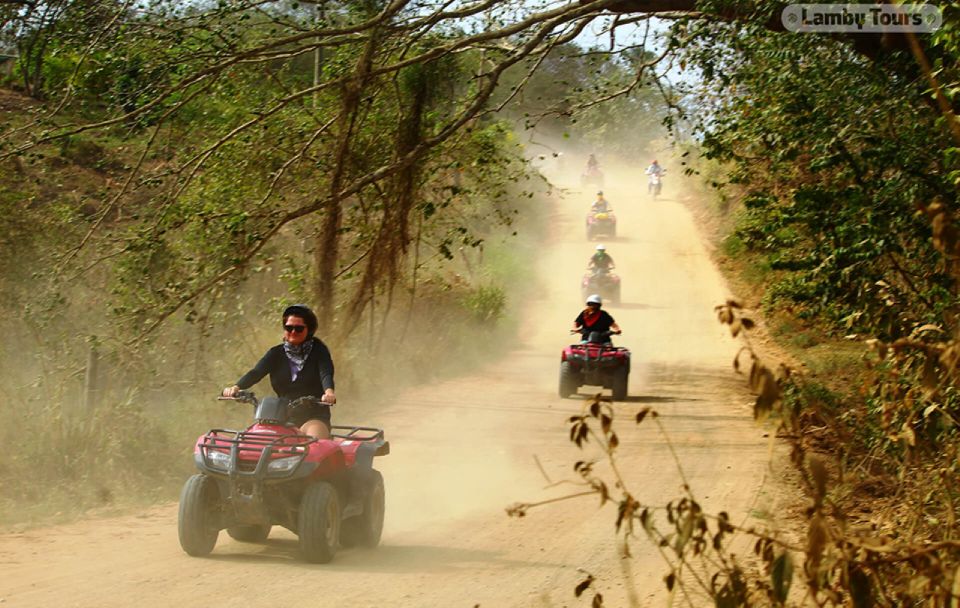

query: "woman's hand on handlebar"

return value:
[321, 389, 337, 405]
[222, 385, 240, 398]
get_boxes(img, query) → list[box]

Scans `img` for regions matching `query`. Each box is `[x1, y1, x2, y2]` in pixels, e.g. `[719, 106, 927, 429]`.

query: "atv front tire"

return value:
[341, 470, 385, 549]
[178, 474, 221, 557]
[298, 481, 341, 563]
[559, 361, 579, 398]
[227, 525, 271, 543]
[612, 367, 629, 401]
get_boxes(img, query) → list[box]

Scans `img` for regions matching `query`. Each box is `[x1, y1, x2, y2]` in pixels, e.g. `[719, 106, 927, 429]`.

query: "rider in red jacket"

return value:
[572, 294, 621, 342]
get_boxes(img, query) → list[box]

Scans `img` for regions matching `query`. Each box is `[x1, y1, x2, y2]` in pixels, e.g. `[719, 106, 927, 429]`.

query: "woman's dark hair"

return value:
[282, 304, 319, 337]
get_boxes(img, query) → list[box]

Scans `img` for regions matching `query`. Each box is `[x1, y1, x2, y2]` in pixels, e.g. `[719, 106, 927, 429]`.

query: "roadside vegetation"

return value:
[2, 0, 960, 605]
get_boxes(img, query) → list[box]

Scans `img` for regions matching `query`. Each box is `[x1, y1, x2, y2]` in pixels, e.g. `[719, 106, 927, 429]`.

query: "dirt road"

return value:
[0, 165, 783, 607]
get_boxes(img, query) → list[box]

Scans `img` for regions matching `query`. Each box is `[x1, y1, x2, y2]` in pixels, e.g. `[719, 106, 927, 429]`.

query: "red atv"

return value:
[581, 269, 621, 305]
[178, 392, 389, 563]
[585, 209, 616, 239]
[559, 330, 631, 400]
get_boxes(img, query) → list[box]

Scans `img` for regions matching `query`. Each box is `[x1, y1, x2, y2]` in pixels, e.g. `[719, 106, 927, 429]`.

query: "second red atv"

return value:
[581, 269, 621, 305]
[178, 392, 389, 563]
[559, 330, 631, 400]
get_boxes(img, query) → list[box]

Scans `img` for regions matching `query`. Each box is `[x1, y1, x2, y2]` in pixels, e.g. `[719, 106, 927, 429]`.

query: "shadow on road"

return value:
[569, 393, 701, 404]
[207, 539, 562, 573]
[621, 395, 699, 404]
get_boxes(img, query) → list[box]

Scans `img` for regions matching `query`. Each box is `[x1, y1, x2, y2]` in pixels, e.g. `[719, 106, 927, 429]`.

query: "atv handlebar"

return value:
[217, 392, 335, 407]
[217, 390, 257, 405]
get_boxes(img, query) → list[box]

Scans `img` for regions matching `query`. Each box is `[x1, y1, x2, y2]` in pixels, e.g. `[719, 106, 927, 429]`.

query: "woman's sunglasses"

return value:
[284, 325, 307, 333]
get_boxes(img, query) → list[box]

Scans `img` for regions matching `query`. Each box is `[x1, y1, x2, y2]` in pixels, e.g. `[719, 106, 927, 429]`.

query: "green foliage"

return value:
[678, 22, 958, 340]
[682, 10, 960, 604]
[461, 284, 506, 322]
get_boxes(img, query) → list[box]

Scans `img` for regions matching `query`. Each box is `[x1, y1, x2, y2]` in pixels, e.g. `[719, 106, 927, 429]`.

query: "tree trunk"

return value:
[313, 33, 379, 335]
[339, 64, 429, 340]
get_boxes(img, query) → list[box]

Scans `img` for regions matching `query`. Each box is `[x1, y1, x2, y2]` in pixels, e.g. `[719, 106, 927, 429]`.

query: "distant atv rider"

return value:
[572, 294, 621, 343]
[588, 244, 615, 275]
[222, 304, 336, 439]
[645, 159, 663, 182]
[590, 191, 611, 214]
[587, 153, 600, 172]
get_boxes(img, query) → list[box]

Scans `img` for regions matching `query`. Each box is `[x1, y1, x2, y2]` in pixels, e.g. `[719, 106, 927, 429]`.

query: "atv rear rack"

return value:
[331, 425, 382, 440]
[331, 426, 390, 456]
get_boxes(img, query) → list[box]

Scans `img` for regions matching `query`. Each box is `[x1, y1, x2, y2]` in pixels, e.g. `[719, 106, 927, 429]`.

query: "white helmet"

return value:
[595, 244, 606, 251]
[586, 294, 603, 305]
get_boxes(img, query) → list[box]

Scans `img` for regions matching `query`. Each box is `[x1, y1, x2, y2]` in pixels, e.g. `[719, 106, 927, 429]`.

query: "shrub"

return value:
[461, 284, 506, 322]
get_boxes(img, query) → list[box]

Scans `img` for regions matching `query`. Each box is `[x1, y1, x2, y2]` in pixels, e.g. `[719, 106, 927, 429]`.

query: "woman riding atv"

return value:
[572, 294, 621, 343]
[222, 304, 336, 439]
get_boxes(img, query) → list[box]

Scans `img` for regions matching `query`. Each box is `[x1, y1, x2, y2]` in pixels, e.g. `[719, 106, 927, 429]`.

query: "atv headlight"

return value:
[268, 456, 301, 474]
[205, 449, 231, 471]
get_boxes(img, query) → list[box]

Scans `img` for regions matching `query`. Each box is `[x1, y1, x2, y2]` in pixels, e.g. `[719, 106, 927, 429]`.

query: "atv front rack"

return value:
[566, 344, 629, 368]
[198, 426, 390, 478]
[568, 343, 628, 352]
[202, 428, 317, 451]
[199, 429, 317, 479]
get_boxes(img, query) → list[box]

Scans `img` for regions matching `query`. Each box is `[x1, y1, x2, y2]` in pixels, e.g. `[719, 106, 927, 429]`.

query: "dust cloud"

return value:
[0, 148, 784, 608]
